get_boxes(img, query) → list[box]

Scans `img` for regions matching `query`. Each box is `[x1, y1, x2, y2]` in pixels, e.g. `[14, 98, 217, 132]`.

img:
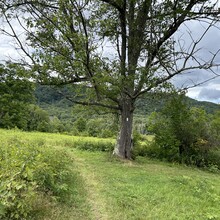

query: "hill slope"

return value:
[135, 93, 220, 115]
[35, 85, 220, 121]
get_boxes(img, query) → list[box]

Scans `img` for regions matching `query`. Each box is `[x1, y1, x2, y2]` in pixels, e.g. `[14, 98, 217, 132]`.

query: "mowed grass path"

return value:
[69, 150, 220, 220]
[1, 129, 220, 219]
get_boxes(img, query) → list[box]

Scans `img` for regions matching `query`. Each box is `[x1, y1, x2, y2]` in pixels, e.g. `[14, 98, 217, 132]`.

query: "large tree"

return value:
[0, 0, 220, 158]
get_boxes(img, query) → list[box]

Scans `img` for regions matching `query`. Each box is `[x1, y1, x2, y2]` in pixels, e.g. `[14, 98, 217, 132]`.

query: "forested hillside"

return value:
[35, 84, 220, 118]
[136, 93, 220, 115]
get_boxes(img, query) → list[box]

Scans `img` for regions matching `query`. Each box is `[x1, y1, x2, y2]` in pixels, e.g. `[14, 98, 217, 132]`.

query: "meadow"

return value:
[0, 129, 220, 220]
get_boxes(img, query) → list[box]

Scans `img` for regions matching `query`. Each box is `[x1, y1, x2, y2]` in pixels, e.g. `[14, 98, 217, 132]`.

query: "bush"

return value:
[132, 142, 150, 158]
[147, 93, 219, 168]
[205, 150, 220, 172]
[0, 138, 71, 219]
[49, 116, 65, 133]
[86, 118, 117, 138]
[74, 117, 87, 132]
[74, 139, 115, 152]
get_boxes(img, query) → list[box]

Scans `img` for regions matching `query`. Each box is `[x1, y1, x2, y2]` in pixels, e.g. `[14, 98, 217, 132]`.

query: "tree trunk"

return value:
[113, 98, 134, 159]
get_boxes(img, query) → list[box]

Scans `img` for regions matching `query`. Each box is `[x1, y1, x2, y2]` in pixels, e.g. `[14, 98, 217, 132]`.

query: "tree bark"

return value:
[113, 97, 134, 159]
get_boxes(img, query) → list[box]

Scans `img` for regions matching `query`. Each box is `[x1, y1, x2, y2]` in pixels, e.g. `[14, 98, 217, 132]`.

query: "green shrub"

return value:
[132, 142, 149, 158]
[0, 138, 71, 219]
[86, 118, 117, 138]
[205, 150, 220, 172]
[131, 130, 145, 158]
[147, 94, 219, 167]
[74, 139, 115, 152]
[74, 117, 87, 132]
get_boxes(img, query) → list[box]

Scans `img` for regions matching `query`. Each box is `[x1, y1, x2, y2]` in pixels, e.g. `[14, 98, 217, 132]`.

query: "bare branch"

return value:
[183, 74, 220, 91]
[2, 12, 35, 65]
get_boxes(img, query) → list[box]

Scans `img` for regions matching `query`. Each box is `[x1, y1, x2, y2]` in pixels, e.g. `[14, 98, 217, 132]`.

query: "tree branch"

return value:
[64, 95, 120, 111]
[2, 0, 58, 11]
[100, 0, 123, 12]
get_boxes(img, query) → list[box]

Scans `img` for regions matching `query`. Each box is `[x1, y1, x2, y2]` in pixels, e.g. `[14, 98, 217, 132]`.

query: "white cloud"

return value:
[186, 87, 201, 100]
[186, 81, 220, 103]
[198, 88, 220, 103]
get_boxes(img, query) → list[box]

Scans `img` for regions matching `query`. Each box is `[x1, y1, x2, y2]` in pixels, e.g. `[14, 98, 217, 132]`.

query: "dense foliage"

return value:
[147, 94, 220, 169]
[0, 64, 34, 129]
[0, 135, 73, 219]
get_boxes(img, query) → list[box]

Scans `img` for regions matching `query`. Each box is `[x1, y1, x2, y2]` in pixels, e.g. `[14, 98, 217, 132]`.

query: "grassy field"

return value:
[0, 129, 220, 220]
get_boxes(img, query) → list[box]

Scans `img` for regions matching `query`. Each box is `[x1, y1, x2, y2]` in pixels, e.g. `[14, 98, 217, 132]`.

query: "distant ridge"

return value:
[185, 97, 220, 114]
[135, 93, 220, 115]
[35, 85, 220, 117]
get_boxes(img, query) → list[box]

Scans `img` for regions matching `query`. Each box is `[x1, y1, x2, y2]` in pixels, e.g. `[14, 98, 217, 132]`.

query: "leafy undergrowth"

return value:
[0, 129, 91, 220]
[1, 129, 220, 220]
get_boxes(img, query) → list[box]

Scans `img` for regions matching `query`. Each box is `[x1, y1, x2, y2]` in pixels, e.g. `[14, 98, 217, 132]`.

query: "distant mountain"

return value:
[35, 85, 220, 118]
[135, 93, 220, 115]
[185, 97, 220, 114]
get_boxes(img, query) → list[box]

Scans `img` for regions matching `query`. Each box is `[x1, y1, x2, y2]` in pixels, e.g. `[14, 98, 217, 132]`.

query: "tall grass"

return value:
[0, 128, 115, 151]
[0, 129, 91, 220]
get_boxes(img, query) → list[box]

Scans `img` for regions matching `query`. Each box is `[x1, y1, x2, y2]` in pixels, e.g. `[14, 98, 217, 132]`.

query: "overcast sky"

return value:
[0, 8, 220, 104]
[171, 19, 220, 104]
